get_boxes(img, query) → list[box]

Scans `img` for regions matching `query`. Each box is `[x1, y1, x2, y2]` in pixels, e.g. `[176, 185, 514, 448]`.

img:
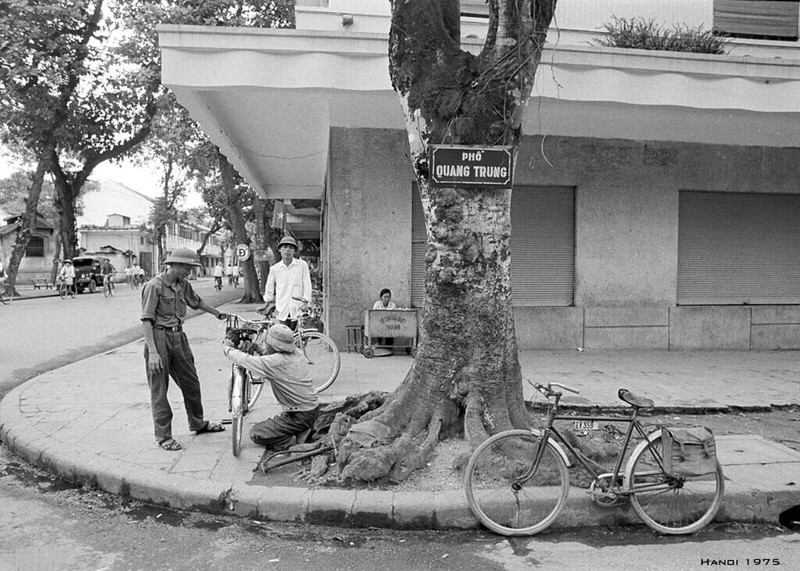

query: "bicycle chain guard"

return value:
[589, 473, 629, 507]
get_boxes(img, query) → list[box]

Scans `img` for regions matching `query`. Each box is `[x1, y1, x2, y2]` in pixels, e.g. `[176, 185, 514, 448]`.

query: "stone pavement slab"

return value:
[1, 301, 799, 531]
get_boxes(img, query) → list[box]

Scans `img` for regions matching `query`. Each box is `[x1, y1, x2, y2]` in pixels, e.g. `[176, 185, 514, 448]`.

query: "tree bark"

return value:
[218, 150, 262, 303]
[337, 0, 557, 483]
[5, 157, 52, 295]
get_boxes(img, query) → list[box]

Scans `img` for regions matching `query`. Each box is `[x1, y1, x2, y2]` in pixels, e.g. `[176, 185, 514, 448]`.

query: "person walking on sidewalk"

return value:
[222, 323, 319, 450]
[141, 247, 228, 451]
[258, 236, 311, 330]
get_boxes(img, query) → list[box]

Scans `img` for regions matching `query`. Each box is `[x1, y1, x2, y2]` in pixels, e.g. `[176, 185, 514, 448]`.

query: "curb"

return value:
[2, 379, 797, 532]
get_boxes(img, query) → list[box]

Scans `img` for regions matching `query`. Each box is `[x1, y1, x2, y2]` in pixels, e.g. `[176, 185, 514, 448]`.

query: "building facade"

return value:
[159, 0, 800, 350]
[0, 213, 58, 284]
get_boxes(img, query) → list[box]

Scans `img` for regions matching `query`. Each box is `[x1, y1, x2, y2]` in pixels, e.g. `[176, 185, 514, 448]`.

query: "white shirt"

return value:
[264, 257, 312, 321]
[59, 265, 75, 282]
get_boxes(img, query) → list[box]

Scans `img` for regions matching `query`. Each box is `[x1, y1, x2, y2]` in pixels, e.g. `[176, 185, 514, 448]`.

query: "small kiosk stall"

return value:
[362, 308, 419, 358]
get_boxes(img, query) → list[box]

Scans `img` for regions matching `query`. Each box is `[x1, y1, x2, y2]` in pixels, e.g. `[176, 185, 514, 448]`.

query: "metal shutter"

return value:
[511, 187, 575, 306]
[411, 186, 575, 307]
[714, 0, 799, 40]
[678, 191, 800, 304]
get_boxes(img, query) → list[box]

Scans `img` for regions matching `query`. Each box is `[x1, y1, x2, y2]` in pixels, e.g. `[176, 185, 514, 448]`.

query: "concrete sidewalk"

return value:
[1, 301, 799, 531]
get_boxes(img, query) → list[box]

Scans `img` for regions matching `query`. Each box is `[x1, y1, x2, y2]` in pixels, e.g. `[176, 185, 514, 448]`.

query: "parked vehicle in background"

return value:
[71, 256, 107, 293]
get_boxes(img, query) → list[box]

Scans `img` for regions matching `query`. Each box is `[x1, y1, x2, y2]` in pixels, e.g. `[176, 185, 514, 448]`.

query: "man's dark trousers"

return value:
[145, 328, 206, 442]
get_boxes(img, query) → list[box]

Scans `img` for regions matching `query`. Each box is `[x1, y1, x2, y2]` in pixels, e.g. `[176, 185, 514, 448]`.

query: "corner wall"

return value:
[326, 127, 416, 348]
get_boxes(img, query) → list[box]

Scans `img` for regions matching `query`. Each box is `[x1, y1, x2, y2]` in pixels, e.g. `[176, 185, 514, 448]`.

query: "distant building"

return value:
[78, 180, 154, 228]
[0, 213, 57, 283]
[78, 180, 228, 277]
[164, 217, 229, 276]
[79, 215, 156, 278]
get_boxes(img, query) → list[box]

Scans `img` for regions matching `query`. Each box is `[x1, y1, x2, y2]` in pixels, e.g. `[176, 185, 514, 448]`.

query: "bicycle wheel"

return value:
[59, 283, 66, 299]
[103, 282, 110, 297]
[464, 429, 569, 536]
[298, 331, 340, 393]
[230, 366, 247, 457]
[625, 431, 724, 534]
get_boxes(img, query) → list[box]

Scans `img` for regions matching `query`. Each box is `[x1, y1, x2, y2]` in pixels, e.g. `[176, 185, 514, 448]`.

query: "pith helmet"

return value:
[266, 324, 297, 353]
[277, 236, 298, 250]
[164, 247, 201, 267]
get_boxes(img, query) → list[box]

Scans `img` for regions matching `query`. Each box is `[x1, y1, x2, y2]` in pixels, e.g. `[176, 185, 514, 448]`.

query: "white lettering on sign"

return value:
[472, 165, 508, 178]
[436, 164, 471, 178]
[461, 151, 483, 162]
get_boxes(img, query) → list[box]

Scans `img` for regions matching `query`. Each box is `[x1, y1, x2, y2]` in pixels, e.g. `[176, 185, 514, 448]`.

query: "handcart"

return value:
[362, 308, 419, 358]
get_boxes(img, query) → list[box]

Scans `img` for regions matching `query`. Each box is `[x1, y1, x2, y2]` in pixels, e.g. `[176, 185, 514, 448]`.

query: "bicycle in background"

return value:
[464, 382, 724, 536]
[102, 274, 115, 297]
[57, 277, 77, 299]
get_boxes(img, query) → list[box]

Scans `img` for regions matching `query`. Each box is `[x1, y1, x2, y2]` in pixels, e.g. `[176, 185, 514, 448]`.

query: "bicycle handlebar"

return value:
[533, 381, 581, 396]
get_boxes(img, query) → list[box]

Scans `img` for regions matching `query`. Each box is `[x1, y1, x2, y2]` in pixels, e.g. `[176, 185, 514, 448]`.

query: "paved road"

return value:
[0, 278, 242, 400]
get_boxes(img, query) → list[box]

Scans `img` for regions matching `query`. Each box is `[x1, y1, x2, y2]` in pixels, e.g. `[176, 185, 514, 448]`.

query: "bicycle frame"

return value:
[532, 390, 662, 497]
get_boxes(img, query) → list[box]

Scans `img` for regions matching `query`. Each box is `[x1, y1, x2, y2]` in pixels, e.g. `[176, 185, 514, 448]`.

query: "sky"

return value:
[0, 153, 203, 209]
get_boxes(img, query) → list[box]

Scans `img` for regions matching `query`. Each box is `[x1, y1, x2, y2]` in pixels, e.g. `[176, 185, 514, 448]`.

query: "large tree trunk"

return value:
[337, 0, 557, 483]
[218, 150, 262, 303]
[5, 158, 51, 295]
[251, 195, 272, 291]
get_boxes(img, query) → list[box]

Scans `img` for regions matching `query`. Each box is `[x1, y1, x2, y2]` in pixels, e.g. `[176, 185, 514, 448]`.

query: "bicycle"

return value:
[102, 275, 115, 297]
[57, 278, 77, 299]
[0, 280, 12, 305]
[224, 311, 341, 456]
[214, 276, 223, 292]
[464, 382, 724, 536]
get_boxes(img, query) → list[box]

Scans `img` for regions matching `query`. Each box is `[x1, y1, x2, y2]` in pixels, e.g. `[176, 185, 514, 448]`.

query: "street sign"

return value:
[236, 244, 251, 262]
[429, 145, 513, 188]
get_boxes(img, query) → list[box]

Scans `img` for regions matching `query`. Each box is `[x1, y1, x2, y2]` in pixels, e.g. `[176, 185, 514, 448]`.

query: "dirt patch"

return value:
[249, 408, 800, 491]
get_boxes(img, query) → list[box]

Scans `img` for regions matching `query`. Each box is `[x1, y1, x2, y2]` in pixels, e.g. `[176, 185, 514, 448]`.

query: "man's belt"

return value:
[153, 324, 183, 332]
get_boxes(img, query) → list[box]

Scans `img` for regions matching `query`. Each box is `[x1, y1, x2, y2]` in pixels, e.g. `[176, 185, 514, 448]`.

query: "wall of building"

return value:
[326, 128, 416, 345]
[325, 127, 800, 350]
[0, 230, 57, 284]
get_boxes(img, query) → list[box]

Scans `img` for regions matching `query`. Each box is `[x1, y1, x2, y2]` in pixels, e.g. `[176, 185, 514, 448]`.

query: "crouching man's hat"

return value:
[266, 324, 296, 353]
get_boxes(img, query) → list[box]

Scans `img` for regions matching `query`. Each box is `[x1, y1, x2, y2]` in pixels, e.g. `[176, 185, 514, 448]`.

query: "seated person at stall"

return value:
[370, 288, 397, 355]
[223, 324, 319, 450]
[372, 288, 397, 310]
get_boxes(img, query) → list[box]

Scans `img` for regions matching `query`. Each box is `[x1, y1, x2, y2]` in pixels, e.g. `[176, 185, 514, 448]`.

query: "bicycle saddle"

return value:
[618, 388, 654, 409]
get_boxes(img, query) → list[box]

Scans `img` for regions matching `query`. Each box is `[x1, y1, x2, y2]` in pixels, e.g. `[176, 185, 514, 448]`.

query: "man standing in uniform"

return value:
[141, 247, 227, 451]
[258, 236, 311, 330]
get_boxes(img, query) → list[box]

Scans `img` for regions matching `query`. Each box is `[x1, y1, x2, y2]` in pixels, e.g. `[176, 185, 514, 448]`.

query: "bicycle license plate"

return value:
[574, 420, 599, 430]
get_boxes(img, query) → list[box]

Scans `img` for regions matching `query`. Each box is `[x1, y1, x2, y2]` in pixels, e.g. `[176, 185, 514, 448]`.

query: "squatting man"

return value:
[223, 323, 320, 449]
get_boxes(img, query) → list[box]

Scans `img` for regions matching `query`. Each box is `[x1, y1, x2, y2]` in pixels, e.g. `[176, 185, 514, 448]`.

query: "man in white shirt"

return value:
[258, 236, 311, 330]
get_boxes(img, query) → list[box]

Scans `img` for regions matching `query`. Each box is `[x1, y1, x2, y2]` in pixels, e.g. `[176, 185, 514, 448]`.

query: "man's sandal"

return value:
[195, 421, 225, 434]
[159, 438, 182, 451]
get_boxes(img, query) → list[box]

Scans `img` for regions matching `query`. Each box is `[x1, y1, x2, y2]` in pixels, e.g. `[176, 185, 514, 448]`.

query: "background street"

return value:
[0, 279, 798, 570]
[0, 279, 240, 400]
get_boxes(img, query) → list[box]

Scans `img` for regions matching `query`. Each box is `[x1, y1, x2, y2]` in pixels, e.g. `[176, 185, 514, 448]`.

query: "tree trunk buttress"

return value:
[335, 0, 557, 483]
[218, 151, 262, 303]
